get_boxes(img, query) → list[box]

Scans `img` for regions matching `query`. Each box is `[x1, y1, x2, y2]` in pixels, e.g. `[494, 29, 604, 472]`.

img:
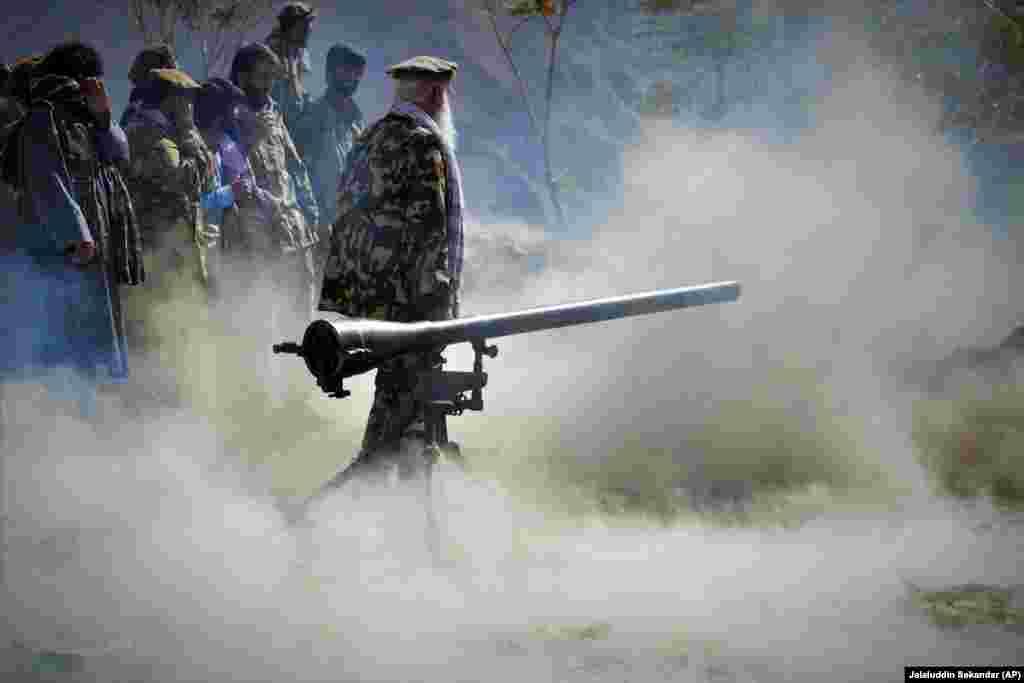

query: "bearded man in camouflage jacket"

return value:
[315, 55, 465, 492]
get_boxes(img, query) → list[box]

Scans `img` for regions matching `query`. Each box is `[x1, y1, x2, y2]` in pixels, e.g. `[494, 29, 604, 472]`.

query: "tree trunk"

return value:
[201, 37, 210, 80]
[543, 25, 568, 229]
[478, 139, 560, 227]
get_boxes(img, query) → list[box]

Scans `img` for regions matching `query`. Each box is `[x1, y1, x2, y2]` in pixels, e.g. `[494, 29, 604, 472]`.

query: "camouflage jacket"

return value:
[235, 98, 319, 254]
[291, 93, 365, 227]
[122, 106, 215, 247]
[319, 111, 455, 322]
[265, 30, 311, 134]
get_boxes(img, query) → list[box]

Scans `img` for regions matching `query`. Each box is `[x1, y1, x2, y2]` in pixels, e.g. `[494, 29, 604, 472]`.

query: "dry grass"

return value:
[462, 364, 910, 528]
[912, 381, 1024, 511]
[906, 583, 1024, 630]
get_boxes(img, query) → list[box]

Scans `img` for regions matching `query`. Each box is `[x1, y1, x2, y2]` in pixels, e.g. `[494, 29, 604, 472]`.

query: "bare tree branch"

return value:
[506, 16, 532, 42]
[540, 2, 569, 227]
[484, 7, 542, 139]
[116, 0, 276, 78]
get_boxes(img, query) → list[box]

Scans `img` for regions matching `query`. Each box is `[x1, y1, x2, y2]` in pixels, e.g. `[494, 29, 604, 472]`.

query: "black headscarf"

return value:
[229, 43, 281, 87]
[326, 43, 366, 71]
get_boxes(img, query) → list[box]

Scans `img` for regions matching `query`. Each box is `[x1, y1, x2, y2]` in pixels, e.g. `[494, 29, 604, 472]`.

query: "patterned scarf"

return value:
[121, 104, 173, 137]
[389, 101, 464, 284]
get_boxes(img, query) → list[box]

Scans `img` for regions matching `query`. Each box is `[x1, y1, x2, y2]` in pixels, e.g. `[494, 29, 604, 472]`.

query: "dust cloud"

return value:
[2, 24, 1022, 683]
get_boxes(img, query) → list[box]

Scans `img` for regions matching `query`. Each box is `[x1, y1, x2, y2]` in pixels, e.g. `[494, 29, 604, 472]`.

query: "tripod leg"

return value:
[420, 408, 448, 567]
[423, 448, 443, 564]
[282, 450, 378, 527]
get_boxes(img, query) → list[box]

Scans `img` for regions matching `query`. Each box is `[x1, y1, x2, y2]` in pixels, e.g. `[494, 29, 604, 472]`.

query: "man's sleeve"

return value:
[284, 128, 320, 229]
[128, 128, 209, 199]
[20, 108, 92, 247]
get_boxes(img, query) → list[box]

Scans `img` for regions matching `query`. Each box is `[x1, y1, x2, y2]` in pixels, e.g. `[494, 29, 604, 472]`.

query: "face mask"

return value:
[244, 88, 270, 110]
[330, 78, 359, 97]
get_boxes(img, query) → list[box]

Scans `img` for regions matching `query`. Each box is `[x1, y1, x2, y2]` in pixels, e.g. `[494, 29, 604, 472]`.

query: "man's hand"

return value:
[167, 94, 196, 131]
[80, 78, 112, 129]
[231, 177, 256, 205]
[66, 241, 97, 265]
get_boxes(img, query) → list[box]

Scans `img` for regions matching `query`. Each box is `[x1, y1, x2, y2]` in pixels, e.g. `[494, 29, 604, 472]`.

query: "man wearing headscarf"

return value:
[195, 76, 251, 298]
[120, 67, 216, 408]
[292, 42, 367, 289]
[265, 1, 317, 134]
[0, 42, 142, 419]
[313, 55, 464, 496]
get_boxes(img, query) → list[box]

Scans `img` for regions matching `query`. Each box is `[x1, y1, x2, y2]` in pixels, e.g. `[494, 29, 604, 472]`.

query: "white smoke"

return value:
[2, 19, 1022, 683]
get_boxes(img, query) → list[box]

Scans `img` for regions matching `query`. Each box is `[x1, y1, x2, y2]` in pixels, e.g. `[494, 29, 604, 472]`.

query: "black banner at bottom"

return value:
[906, 667, 1022, 681]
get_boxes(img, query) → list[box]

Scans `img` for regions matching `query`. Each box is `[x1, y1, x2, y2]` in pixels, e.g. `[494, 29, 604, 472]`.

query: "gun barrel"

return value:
[290, 281, 740, 383]
[417, 280, 740, 348]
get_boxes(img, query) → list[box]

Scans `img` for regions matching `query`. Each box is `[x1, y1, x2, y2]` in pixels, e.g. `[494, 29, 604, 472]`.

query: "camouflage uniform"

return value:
[320, 56, 461, 461]
[120, 69, 216, 404]
[224, 96, 319, 335]
[122, 70, 215, 291]
[319, 112, 455, 324]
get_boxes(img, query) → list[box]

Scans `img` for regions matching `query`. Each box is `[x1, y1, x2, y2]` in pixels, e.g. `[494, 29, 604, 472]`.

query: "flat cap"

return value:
[147, 68, 201, 90]
[385, 55, 457, 79]
[278, 2, 317, 23]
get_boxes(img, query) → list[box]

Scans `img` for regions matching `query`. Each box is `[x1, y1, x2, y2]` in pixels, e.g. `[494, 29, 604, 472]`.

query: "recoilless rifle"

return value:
[273, 281, 741, 524]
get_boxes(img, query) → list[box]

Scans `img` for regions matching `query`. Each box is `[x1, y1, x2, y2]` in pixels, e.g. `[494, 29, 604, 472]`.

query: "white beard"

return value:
[436, 96, 457, 152]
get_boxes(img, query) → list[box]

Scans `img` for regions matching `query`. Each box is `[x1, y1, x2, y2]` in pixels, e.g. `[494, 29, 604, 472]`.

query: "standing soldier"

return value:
[120, 67, 216, 407]
[292, 42, 367, 290]
[0, 46, 143, 670]
[265, 1, 317, 135]
[0, 42, 142, 419]
[314, 56, 464, 495]
[195, 77, 251, 299]
[228, 42, 319, 346]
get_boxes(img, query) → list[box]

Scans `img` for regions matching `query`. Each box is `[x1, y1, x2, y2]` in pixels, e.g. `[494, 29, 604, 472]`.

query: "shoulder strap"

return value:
[0, 117, 26, 189]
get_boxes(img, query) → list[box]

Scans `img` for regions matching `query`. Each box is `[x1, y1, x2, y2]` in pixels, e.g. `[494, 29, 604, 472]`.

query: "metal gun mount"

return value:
[272, 281, 742, 533]
[273, 281, 741, 412]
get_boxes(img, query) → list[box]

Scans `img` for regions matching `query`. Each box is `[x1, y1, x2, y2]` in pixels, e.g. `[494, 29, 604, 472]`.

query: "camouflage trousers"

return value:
[364, 350, 445, 450]
[323, 350, 446, 486]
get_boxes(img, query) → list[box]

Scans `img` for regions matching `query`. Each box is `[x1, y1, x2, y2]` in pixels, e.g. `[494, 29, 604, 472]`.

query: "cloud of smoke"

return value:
[2, 20, 1023, 683]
